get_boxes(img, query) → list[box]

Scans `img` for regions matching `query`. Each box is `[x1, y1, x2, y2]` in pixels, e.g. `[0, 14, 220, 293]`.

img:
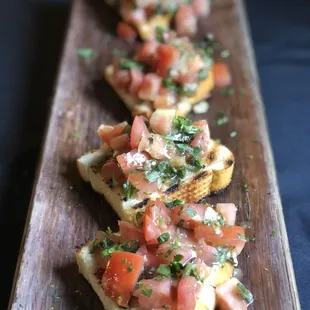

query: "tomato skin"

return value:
[149, 108, 175, 136]
[109, 134, 131, 152]
[113, 67, 132, 90]
[136, 244, 160, 269]
[135, 40, 158, 66]
[130, 116, 149, 149]
[102, 252, 144, 307]
[118, 221, 145, 244]
[128, 171, 159, 192]
[195, 225, 246, 255]
[129, 68, 144, 95]
[191, 120, 210, 154]
[175, 4, 197, 36]
[116, 21, 137, 41]
[100, 159, 126, 185]
[177, 276, 198, 310]
[213, 63, 232, 88]
[156, 44, 180, 77]
[138, 73, 162, 101]
[215, 203, 237, 226]
[116, 150, 150, 175]
[97, 122, 128, 144]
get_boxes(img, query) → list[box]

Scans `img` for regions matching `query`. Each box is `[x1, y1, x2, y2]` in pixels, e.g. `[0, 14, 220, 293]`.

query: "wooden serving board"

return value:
[8, 0, 301, 309]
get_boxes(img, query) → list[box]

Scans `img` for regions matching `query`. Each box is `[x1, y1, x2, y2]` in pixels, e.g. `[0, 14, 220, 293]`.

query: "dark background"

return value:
[0, 0, 309, 308]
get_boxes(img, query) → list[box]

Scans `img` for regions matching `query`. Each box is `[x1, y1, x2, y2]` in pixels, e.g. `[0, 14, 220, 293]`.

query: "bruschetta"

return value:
[75, 200, 254, 309]
[106, 0, 211, 41]
[104, 32, 214, 118]
[77, 109, 234, 224]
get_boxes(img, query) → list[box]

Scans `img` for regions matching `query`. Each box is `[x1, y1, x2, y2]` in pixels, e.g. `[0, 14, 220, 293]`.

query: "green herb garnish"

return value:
[76, 48, 93, 60]
[198, 69, 208, 81]
[123, 180, 138, 199]
[238, 233, 255, 242]
[186, 207, 197, 218]
[157, 264, 171, 277]
[119, 58, 144, 70]
[155, 26, 165, 43]
[216, 112, 229, 126]
[165, 199, 185, 209]
[237, 283, 254, 304]
[220, 87, 234, 96]
[157, 232, 170, 244]
[271, 231, 276, 237]
[220, 49, 230, 58]
[141, 288, 153, 297]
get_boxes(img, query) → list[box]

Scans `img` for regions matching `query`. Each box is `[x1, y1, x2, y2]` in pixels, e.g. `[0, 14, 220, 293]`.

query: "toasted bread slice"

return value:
[75, 241, 216, 310]
[104, 65, 214, 118]
[77, 139, 234, 225]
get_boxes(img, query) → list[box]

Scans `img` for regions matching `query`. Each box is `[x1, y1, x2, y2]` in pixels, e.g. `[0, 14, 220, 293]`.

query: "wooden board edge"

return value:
[7, 2, 76, 308]
[236, 0, 301, 308]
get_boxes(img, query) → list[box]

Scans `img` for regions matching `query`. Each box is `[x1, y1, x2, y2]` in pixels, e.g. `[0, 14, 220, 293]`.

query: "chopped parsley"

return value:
[119, 58, 144, 70]
[203, 212, 226, 233]
[220, 49, 230, 58]
[99, 238, 139, 257]
[156, 264, 171, 278]
[157, 232, 170, 244]
[121, 259, 127, 264]
[238, 234, 255, 242]
[112, 48, 127, 57]
[198, 69, 208, 80]
[214, 246, 238, 267]
[121, 124, 131, 134]
[186, 207, 197, 218]
[155, 26, 165, 43]
[243, 183, 249, 192]
[216, 112, 229, 126]
[230, 130, 237, 138]
[220, 87, 235, 96]
[141, 288, 153, 297]
[165, 240, 181, 258]
[271, 231, 276, 237]
[123, 180, 138, 199]
[127, 261, 133, 272]
[165, 199, 185, 209]
[237, 283, 254, 304]
[76, 48, 93, 60]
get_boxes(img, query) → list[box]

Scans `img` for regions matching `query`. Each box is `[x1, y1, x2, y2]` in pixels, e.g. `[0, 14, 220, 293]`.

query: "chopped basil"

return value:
[216, 112, 229, 126]
[186, 207, 197, 218]
[198, 69, 208, 81]
[165, 199, 185, 209]
[112, 48, 127, 57]
[155, 26, 165, 43]
[165, 240, 181, 258]
[76, 48, 93, 60]
[123, 180, 138, 199]
[173, 254, 184, 262]
[119, 58, 144, 70]
[163, 76, 178, 93]
[238, 233, 255, 242]
[100, 239, 139, 257]
[236, 283, 254, 304]
[220, 49, 230, 58]
[213, 246, 238, 267]
[243, 183, 249, 192]
[203, 212, 226, 233]
[157, 232, 170, 244]
[127, 262, 133, 272]
[141, 288, 153, 297]
[121, 259, 127, 264]
[144, 170, 161, 183]
[220, 87, 235, 96]
[270, 231, 276, 237]
[175, 144, 201, 157]
[156, 264, 171, 277]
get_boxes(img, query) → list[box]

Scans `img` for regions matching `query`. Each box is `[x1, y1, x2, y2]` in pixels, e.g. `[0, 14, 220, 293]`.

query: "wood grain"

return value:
[8, 0, 301, 309]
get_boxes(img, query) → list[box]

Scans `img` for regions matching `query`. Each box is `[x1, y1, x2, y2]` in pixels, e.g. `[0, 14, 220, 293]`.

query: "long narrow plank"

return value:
[9, 0, 300, 309]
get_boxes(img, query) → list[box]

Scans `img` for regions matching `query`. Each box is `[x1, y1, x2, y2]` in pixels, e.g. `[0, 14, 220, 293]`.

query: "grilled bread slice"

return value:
[104, 65, 214, 118]
[75, 240, 217, 310]
[77, 139, 234, 225]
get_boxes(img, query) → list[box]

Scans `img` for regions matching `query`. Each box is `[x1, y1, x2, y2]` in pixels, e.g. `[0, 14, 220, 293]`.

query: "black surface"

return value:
[0, 0, 309, 309]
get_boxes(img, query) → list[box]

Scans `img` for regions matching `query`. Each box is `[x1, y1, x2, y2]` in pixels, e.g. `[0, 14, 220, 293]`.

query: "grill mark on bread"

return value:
[194, 171, 208, 181]
[165, 184, 179, 194]
[133, 198, 149, 209]
[226, 159, 234, 167]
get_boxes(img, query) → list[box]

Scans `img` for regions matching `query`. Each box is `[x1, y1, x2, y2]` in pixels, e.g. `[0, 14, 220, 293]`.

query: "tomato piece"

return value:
[116, 150, 150, 175]
[154, 88, 177, 109]
[97, 122, 128, 144]
[133, 278, 173, 309]
[177, 276, 199, 310]
[109, 134, 131, 152]
[113, 67, 132, 90]
[192, 0, 211, 17]
[149, 109, 175, 135]
[156, 44, 180, 77]
[102, 252, 144, 307]
[118, 221, 145, 244]
[196, 240, 217, 265]
[213, 63, 232, 88]
[100, 159, 126, 185]
[136, 244, 160, 269]
[143, 201, 173, 245]
[120, 1, 146, 24]
[175, 5, 198, 36]
[130, 116, 149, 149]
[138, 73, 162, 101]
[190, 120, 210, 154]
[195, 225, 246, 255]
[128, 171, 158, 193]
[215, 203, 237, 226]
[216, 278, 250, 310]
[116, 21, 137, 41]
[135, 40, 158, 66]
[129, 68, 144, 95]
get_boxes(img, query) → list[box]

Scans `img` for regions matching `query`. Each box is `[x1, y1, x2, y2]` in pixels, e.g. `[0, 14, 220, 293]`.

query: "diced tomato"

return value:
[102, 252, 144, 307]
[196, 240, 217, 265]
[97, 122, 128, 144]
[100, 159, 126, 185]
[113, 67, 131, 90]
[213, 63, 232, 88]
[109, 134, 131, 152]
[191, 120, 210, 154]
[129, 68, 144, 95]
[175, 5, 198, 36]
[216, 278, 250, 310]
[149, 109, 175, 135]
[128, 171, 159, 193]
[139, 133, 172, 160]
[215, 203, 237, 226]
[138, 73, 162, 101]
[133, 278, 173, 309]
[195, 258, 211, 280]
[130, 115, 149, 149]
[195, 225, 246, 255]
[135, 40, 158, 66]
[143, 201, 173, 245]
[116, 21, 137, 41]
[154, 88, 177, 108]
[156, 44, 180, 77]
[116, 150, 150, 175]
[170, 203, 207, 228]
[176, 55, 205, 84]
[120, 1, 146, 24]
[192, 0, 211, 17]
[177, 276, 199, 310]
[136, 244, 160, 269]
[118, 221, 145, 244]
